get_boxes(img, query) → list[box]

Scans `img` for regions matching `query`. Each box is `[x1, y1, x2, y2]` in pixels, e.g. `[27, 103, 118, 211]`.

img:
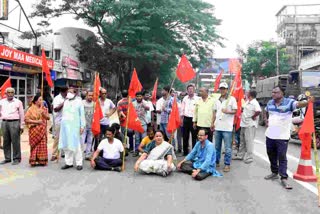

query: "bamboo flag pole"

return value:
[122, 97, 131, 171]
[312, 132, 320, 207]
[41, 66, 44, 98]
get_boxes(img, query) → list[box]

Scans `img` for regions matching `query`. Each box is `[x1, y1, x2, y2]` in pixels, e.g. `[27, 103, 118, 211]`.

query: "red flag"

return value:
[214, 69, 223, 92]
[231, 70, 244, 130]
[93, 73, 101, 102]
[41, 49, 53, 88]
[151, 78, 158, 105]
[0, 77, 11, 98]
[128, 68, 142, 98]
[127, 101, 144, 133]
[229, 58, 242, 74]
[91, 101, 103, 136]
[298, 102, 314, 160]
[176, 55, 196, 83]
[167, 97, 181, 133]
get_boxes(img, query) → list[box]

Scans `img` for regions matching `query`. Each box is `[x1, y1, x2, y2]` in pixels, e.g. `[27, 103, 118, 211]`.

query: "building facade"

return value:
[276, 4, 320, 70]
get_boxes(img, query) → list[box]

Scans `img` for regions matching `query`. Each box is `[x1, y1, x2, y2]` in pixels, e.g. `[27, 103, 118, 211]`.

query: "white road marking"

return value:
[254, 139, 316, 171]
[253, 139, 318, 195]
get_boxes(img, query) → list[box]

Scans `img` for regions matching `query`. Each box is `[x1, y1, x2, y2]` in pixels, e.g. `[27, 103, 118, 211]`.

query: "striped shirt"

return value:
[265, 98, 297, 140]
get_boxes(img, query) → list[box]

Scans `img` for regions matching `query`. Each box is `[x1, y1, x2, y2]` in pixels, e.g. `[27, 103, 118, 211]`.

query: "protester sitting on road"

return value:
[177, 129, 221, 180]
[91, 126, 124, 172]
[134, 130, 176, 177]
[137, 126, 155, 153]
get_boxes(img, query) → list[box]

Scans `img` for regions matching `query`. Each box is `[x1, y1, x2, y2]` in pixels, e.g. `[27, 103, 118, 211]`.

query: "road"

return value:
[0, 126, 320, 214]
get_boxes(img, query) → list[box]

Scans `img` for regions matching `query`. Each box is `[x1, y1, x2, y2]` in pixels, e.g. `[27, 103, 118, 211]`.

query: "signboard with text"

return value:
[0, 45, 54, 69]
[62, 56, 79, 70]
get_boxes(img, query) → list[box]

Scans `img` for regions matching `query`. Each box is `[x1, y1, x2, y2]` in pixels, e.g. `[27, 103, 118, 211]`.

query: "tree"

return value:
[29, 0, 222, 91]
[237, 41, 290, 84]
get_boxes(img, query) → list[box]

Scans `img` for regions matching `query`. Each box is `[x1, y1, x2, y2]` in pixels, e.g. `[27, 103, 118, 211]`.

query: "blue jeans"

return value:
[215, 131, 232, 166]
[81, 127, 93, 155]
[160, 123, 175, 149]
[134, 124, 147, 152]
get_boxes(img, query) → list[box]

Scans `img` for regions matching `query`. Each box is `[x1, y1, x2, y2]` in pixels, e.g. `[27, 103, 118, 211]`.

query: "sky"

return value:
[207, 0, 320, 57]
[2, 0, 320, 58]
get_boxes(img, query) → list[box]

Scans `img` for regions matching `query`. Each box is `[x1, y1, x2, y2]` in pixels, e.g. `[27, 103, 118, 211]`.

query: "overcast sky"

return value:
[3, 0, 320, 58]
[209, 0, 320, 57]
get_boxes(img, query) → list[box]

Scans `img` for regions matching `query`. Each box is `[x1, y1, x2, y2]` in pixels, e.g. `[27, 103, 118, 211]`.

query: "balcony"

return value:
[299, 50, 320, 70]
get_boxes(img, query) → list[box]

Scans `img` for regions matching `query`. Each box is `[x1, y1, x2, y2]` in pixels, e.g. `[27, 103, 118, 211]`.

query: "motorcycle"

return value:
[290, 94, 320, 148]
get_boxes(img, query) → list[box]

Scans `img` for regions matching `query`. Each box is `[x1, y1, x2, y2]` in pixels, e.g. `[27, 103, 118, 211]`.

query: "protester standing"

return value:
[0, 87, 24, 165]
[25, 94, 50, 166]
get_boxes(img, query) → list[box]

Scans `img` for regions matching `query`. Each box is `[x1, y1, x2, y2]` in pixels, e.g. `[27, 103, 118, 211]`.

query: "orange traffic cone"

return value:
[293, 158, 317, 182]
[293, 102, 317, 182]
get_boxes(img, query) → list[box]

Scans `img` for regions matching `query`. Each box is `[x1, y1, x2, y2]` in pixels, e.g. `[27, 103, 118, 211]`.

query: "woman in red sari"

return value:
[25, 94, 50, 167]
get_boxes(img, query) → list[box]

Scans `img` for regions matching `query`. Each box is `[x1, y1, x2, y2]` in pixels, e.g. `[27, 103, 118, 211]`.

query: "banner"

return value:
[0, 45, 54, 69]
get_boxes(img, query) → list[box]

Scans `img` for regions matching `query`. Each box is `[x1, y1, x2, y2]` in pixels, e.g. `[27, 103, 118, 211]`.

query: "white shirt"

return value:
[265, 98, 298, 140]
[240, 99, 261, 128]
[98, 138, 124, 159]
[145, 100, 154, 124]
[100, 98, 115, 125]
[53, 94, 66, 125]
[213, 96, 238, 132]
[156, 97, 164, 125]
[181, 95, 199, 117]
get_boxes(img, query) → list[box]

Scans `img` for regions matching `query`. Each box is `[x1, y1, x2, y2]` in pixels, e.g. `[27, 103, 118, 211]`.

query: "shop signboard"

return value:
[0, 60, 12, 71]
[0, 45, 54, 69]
[62, 56, 79, 70]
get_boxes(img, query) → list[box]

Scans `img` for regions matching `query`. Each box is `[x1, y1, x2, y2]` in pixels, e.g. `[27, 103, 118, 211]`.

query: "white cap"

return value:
[219, 82, 228, 89]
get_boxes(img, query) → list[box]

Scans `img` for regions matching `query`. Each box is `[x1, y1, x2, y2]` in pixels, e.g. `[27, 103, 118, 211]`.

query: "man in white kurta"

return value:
[59, 89, 85, 170]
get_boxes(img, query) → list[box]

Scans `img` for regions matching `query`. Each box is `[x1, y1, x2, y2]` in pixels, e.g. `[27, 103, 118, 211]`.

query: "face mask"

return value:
[66, 92, 75, 99]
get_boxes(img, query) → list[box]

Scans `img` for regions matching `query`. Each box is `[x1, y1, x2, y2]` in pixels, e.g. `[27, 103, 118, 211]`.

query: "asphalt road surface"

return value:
[0, 126, 320, 214]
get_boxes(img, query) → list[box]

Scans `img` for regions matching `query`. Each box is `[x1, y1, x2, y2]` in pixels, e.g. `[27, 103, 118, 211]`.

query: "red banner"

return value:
[0, 45, 53, 69]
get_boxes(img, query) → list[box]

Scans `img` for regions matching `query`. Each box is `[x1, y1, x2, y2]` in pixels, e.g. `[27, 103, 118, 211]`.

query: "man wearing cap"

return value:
[181, 84, 199, 156]
[0, 87, 25, 165]
[212, 82, 237, 172]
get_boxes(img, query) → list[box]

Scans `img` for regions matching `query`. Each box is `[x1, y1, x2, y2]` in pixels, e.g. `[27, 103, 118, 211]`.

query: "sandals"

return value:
[281, 179, 293, 190]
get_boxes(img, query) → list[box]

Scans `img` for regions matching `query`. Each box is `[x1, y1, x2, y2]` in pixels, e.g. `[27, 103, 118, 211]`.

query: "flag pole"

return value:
[41, 65, 44, 98]
[122, 97, 131, 171]
[92, 72, 98, 157]
[312, 132, 320, 206]
[169, 75, 177, 92]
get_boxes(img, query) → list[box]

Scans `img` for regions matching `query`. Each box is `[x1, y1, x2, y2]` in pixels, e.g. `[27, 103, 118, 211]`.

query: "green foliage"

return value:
[238, 41, 290, 83]
[30, 0, 222, 90]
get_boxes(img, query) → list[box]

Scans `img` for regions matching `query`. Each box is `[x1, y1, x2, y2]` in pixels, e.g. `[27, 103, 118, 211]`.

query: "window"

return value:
[54, 49, 61, 60]
[17, 48, 30, 53]
[45, 51, 50, 57]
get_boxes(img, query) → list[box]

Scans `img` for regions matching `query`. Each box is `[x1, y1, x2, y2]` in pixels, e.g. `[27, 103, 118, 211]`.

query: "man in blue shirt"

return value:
[264, 86, 310, 189]
[177, 129, 221, 180]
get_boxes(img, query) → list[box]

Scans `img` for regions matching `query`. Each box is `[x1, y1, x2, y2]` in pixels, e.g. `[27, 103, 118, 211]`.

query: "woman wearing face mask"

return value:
[58, 88, 86, 171]
[134, 130, 176, 177]
[25, 94, 50, 167]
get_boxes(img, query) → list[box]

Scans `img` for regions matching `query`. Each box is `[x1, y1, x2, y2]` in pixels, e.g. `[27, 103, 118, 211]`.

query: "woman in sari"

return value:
[134, 130, 176, 177]
[25, 94, 50, 167]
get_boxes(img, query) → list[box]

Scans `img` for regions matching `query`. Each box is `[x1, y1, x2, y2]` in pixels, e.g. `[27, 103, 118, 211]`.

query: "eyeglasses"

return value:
[197, 134, 206, 137]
